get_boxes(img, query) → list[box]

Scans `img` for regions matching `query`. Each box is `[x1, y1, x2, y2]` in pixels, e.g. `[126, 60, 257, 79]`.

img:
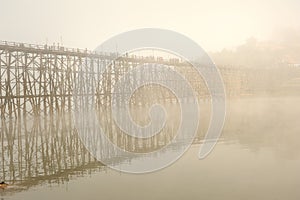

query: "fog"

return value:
[1, 1, 300, 199]
[211, 27, 300, 68]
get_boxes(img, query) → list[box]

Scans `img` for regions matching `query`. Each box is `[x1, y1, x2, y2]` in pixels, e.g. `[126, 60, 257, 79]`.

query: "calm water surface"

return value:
[1, 97, 300, 200]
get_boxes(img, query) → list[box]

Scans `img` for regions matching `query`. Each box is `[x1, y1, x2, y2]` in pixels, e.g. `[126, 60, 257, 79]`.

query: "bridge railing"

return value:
[0, 40, 184, 64]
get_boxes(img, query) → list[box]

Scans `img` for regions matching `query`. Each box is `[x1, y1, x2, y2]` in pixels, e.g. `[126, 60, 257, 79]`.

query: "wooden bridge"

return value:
[0, 41, 249, 119]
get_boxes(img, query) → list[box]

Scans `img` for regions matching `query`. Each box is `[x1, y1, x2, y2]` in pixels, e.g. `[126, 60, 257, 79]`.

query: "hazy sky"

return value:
[0, 0, 299, 51]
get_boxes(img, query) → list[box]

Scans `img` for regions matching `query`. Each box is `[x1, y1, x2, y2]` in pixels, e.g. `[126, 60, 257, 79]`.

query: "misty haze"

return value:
[1, 1, 300, 200]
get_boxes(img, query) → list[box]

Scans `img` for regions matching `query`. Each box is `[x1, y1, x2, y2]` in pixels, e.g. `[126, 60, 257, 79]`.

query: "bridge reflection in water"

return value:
[0, 100, 211, 193]
[1, 113, 98, 189]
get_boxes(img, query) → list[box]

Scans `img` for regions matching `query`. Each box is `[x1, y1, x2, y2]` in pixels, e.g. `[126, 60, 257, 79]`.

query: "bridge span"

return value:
[0, 41, 247, 119]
